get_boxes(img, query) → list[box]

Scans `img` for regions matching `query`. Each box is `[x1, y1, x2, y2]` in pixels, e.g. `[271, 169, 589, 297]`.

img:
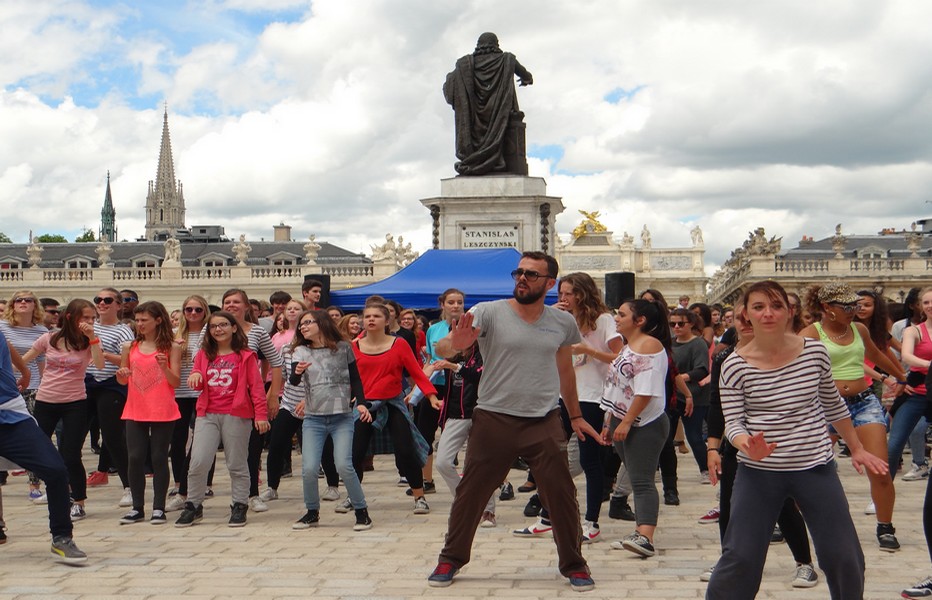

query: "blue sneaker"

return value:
[568, 571, 595, 592]
[28, 488, 44, 501]
[427, 562, 458, 587]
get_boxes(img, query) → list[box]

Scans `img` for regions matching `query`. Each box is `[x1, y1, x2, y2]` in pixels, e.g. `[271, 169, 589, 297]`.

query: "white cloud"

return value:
[1, 0, 932, 274]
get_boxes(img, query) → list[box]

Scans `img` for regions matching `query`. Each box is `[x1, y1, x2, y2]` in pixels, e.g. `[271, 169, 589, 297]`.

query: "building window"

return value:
[203, 259, 225, 267]
[271, 259, 295, 266]
[0, 262, 21, 270]
[66, 259, 90, 269]
[134, 260, 157, 268]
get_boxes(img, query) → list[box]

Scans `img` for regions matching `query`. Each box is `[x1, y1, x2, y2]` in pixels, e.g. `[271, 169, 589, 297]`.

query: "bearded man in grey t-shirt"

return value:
[427, 251, 603, 592]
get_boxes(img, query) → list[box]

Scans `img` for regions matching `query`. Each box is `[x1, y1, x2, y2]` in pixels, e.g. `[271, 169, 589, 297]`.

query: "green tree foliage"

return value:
[75, 229, 96, 243]
[0, 232, 11, 243]
[36, 234, 68, 243]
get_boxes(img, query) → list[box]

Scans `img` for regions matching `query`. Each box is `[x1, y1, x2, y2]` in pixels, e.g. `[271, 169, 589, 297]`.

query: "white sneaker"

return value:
[699, 471, 711, 485]
[903, 463, 930, 481]
[334, 497, 353, 513]
[165, 496, 186, 512]
[248, 495, 269, 513]
[581, 520, 601, 544]
[119, 488, 133, 507]
[700, 565, 714, 582]
[33, 492, 49, 505]
[792, 563, 818, 588]
[864, 501, 876, 515]
[321, 486, 341, 501]
[258, 488, 278, 502]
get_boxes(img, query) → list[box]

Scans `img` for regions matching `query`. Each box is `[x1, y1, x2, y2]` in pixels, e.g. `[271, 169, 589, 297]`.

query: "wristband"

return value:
[88, 338, 100, 345]
[896, 380, 907, 385]
[707, 447, 721, 454]
[569, 415, 583, 421]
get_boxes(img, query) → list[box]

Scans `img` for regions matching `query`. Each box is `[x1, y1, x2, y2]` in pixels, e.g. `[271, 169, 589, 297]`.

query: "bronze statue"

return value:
[443, 33, 533, 176]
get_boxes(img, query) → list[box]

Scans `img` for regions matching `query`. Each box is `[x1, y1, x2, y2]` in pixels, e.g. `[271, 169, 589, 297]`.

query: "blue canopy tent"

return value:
[329, 248, 556, 310]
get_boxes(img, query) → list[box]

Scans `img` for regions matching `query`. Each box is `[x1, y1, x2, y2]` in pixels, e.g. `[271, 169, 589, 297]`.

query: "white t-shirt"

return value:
[600, 346, 667, 427]
[574, 313, 621, 403]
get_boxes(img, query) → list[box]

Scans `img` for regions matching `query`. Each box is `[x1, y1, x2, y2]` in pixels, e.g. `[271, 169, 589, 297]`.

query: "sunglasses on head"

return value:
[93, 296, 119, 305]
[184, 306, 205, 314]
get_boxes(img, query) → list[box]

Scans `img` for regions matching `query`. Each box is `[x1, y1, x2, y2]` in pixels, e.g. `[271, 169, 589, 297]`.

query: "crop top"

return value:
[814, 323, 864, 380]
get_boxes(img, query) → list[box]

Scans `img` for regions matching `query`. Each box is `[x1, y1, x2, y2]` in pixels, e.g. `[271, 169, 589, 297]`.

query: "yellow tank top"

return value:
[814, 322, 865, 380]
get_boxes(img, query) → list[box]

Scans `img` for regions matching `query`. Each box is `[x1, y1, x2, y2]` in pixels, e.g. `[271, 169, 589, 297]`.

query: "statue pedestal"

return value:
[420, 176, 564, 253]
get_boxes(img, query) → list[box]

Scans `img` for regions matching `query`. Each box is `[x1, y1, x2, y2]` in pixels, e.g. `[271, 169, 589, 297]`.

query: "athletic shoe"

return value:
[581, 520, 601, 544]
[903, 464, 930, 481]
[513, 518, 552, 537]
[334, 497, 353, 513]
[229, 502, 248, 527]
[119, 509, 145, 525]
[609, 495, 636, 521]
[698, 507, 720, 524]
[699, 471, 711, 485]
[174, 502, 203, 527]
[0, 528, 6, 545]
[86, 471, 109, 487]
[771, 525, 785, 544]
[406, 480, 436, 495]
[119, 488, 133, 507]
[517, 481, 537, 493]
[568, 572, 595, 592]
[280, 470, 292, 479]
[204, 487, 214, 498]
[150, 510, 167, 525]
[865, 501, 876, 515]
[248, 495, 269, 513]
[427, 562, 458, 587]
[499, 482, 515, 501]
[293, 510, 319, 530]
[903, 575, 932, 597]
[28, 488, 44, 501]
[792, 563, 818, 588]
[878, 523, 901, 552]
[479, 511, 497, 528]
[321, 486, 341, 502]
[353, 508, 373, 531]
[33, 492, 48, 505]
[165, 496, 186, 512]
[663, 490, 680, 506]
[700, 566, 714, 582]
[613, 532, 655, 557]
[51, 536, 87, 564]
[258, 488, 278, 502]
[413, 496, 430, 514]
[69, 503, 86, 522]
[523, 493, 542, 517]
[396, 477, 408, 487]
[168, 487, 179, 497]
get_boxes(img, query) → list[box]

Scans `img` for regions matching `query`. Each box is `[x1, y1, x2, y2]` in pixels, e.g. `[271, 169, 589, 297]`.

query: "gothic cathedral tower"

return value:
[144, 107, 186, 241]
[99, 171, 117, 242]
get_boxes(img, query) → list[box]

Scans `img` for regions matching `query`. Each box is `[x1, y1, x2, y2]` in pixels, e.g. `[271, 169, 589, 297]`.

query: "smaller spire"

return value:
[100, 171, 117, 243]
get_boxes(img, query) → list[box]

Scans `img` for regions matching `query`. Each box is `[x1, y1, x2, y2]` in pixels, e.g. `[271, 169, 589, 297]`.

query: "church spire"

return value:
[100, 171, 117, 242]
[145, 104, 186, 241]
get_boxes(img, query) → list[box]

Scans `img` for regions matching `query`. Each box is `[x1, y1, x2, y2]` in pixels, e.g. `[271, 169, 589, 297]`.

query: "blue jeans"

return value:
[302, 413, 366, 511]
[889, 393, 928, 478]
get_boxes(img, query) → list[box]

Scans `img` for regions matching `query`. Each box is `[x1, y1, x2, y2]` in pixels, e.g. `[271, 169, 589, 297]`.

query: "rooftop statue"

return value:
[444, 32, 533, 176]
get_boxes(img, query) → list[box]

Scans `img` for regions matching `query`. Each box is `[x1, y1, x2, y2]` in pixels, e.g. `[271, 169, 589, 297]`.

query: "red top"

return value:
[353, 337, 438, 400]
[122, 343, 181, 422]
[192, 349, 268, 421]
[911, 325, 932, 396]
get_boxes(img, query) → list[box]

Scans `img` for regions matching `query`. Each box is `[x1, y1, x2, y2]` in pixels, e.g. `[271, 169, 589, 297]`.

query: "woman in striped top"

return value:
[706, 281, 888, 600]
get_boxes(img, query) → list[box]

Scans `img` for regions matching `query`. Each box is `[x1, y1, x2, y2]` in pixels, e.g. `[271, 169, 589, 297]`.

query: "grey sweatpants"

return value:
[435, 418, 495, 514]
[187, 413, 253, 506]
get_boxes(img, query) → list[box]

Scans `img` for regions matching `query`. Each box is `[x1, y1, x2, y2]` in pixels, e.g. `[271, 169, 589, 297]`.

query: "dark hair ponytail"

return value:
[628, 299, 672, 353]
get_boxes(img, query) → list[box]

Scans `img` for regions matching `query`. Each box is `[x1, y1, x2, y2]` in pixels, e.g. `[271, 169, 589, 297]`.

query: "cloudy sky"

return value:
[2, 0, 931, 273]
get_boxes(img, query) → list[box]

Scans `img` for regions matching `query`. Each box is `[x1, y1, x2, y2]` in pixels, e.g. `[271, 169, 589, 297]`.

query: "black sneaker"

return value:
[150, 510, 167, 525]
[877, 523, 900, 552]
[406, 480, 436, 496]
[663, 490, 680, 506]
[119, 509, 145, 525]
[353, 508, 373, 531]
[523, 493, 542, 517]
[903, 575, 932, 598]
[229, 502, 248, 527]
[0, 528, 6, 545]
[292, 509, 319, 530]
[499, 482, 515, 501]
[174, 502, 203, 528]
[609, 495, 636, 521]
[770, 524, 785, 544]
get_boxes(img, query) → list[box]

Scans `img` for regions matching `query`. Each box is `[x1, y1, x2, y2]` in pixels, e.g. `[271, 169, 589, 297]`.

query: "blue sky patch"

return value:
[604, 85, 645, 104]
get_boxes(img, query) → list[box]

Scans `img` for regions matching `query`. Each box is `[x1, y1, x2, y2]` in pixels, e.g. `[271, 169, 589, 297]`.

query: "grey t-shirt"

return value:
[293, 341, 355, 416]
[471, 300, 581, 418]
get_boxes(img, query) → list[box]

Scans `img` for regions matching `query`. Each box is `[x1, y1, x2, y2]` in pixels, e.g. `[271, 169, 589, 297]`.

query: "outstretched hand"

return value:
[741, 432, 777, 461]
[450, 312, 480, 350]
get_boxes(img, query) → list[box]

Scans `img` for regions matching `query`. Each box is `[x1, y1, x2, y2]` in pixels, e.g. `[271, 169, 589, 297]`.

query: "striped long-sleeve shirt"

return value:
[720, 338, 849, 471]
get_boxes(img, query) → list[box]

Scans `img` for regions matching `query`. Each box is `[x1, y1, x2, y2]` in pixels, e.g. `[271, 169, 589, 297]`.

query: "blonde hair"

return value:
[2, 290, 43, 325]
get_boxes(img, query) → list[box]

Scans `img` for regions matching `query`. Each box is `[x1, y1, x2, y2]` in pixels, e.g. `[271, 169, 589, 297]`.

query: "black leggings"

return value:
[88, 385, 129, 487]
[266, 410, 302, 490]
[126, 420, 173, 512]
[415, 393, 442, 456]
[719, 445, 812, 565]
[33, 399, 89, 502]
[170, 396, 197, 486]
[352, 403, 423, 489]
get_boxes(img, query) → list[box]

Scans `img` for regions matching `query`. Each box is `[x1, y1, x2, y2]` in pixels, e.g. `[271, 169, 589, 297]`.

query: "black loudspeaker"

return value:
[604, 272, 636, 309]
[303, 273, 331, 308]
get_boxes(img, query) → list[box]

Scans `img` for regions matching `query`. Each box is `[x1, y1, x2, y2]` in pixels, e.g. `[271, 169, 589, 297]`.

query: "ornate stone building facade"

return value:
[709, 221, 932, 306]
[144, 108, 186, 241]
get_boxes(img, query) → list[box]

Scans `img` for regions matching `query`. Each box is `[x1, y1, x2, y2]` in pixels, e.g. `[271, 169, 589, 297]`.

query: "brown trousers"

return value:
[438, 408, 589, 576]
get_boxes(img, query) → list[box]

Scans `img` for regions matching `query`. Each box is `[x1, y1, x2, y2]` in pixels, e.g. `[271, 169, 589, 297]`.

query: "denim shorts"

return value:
[829, 390, 887, 432]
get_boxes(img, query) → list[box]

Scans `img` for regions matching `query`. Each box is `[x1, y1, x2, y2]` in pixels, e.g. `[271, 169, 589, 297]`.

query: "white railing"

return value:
[322, 265, 375, 278]
[181, 267, 232, 280]
[113, 267, 160, 281]
[0, 270, 23, 282]
[251, 266, 303, 279]
[849, 259, 904, 272]
[43, 269, 94, 281]
[774, 259, 830, 274]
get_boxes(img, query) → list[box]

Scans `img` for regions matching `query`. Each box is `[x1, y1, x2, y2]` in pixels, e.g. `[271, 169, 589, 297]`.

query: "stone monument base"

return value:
[420, 176, 564, 253]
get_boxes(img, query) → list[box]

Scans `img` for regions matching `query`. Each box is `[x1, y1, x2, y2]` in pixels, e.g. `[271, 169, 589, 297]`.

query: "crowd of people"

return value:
[1, 260, 931, 599]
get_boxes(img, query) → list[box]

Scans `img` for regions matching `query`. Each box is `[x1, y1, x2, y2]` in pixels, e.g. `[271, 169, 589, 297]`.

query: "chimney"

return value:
[273, 222, 292, 242]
